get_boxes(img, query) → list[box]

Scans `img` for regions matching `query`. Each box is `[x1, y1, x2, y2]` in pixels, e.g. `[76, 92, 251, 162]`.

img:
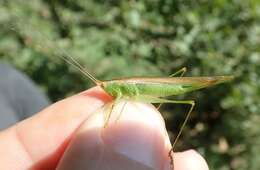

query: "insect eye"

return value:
[100, 82, 106, 89]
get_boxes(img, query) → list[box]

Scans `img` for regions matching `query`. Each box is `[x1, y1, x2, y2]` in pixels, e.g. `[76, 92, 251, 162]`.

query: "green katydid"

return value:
[60, 54, 234, 168]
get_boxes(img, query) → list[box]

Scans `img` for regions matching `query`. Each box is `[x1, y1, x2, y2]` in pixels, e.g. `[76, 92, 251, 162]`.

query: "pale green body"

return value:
[102, 76, 233, 102]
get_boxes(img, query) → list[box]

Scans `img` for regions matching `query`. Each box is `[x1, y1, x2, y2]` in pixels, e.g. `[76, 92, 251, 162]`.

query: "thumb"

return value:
[57, 100, 173, 170]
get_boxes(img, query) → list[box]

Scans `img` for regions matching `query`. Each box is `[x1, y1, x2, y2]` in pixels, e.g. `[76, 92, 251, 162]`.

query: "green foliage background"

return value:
[0, 0, 259, 169]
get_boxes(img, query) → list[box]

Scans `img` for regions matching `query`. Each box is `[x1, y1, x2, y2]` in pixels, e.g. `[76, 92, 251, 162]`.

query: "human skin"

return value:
[0, 87, 209, 170]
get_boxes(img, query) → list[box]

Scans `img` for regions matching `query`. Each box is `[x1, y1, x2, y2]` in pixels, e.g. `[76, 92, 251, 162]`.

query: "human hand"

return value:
[0, 87, 209, 170]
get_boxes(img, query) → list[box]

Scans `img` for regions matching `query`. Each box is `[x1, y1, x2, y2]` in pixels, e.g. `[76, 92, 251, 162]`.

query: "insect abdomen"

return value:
[135, 83, 192, 97]
[104, 81, 192, 98]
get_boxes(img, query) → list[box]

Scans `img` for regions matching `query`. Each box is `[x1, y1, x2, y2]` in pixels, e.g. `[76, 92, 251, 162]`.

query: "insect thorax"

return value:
[103, 81, 139, 98]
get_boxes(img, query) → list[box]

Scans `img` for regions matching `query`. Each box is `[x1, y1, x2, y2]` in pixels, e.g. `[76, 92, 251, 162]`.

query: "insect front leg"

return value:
[103, 97, 121, 127]
[114, 101, 127, 123]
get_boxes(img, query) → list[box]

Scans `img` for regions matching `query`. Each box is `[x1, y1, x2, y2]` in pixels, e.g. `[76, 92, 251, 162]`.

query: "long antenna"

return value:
[10, 15, 101, 86]
[57, 54, 102, 85]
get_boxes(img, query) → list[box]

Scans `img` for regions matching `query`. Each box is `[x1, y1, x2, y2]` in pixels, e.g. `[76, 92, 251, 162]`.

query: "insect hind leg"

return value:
[157, 67, 187, 110]
[145, 96, 195, 168]
[168, 100, 195, 169]
[169, 67, 187, 77]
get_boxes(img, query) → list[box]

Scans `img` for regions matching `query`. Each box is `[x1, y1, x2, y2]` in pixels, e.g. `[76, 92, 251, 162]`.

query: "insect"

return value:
[61, 54, 234, 168]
